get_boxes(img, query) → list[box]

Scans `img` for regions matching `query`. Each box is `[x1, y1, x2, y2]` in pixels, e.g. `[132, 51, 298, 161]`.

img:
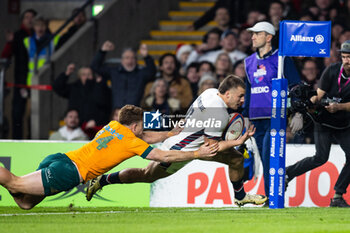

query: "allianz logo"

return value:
[290, 34, 324, 44]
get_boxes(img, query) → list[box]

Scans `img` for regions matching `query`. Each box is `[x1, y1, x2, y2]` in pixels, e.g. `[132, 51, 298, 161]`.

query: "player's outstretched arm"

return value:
[218, 125, 256, 152]
[141, 125, 183, 144]
[146, 142, 219, 163]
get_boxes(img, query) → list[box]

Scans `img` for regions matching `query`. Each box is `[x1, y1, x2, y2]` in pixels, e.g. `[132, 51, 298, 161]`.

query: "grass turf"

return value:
[0, 206, 350, 233]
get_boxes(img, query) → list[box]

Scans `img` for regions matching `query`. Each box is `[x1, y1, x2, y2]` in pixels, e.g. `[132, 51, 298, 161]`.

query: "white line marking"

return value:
[0, 207, 254, 217]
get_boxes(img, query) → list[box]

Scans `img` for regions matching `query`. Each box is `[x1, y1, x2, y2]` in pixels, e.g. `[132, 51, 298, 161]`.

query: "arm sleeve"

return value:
[142, 55, 157, 83]
[52, 72, 71, 98]
[128, 137, 154, 159]
[192, 2, 219, 30]
[91, 50, 111, 79]
[319, 65, 333, 92]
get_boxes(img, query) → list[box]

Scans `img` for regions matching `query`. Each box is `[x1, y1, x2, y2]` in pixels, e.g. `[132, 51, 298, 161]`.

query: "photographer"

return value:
[286, 40, 350, 207]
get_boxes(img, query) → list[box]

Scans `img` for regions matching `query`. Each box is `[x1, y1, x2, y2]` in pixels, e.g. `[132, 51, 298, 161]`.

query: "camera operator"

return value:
[286, 40, 350, 207]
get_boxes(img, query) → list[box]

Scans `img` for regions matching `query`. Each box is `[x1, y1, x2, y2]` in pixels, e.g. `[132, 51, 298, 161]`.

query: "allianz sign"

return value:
[290, 34, 324, 44]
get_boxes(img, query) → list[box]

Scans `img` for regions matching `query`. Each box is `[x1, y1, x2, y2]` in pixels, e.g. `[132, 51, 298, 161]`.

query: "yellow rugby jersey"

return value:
[66, 121, 153, 182]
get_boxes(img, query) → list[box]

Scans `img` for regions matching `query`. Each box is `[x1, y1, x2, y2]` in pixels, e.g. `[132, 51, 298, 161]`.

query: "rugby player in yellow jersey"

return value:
[0, 105, 219, 210]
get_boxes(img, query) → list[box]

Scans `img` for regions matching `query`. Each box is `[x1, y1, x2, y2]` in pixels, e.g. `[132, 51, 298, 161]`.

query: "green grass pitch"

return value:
[1, 206, 350, 233]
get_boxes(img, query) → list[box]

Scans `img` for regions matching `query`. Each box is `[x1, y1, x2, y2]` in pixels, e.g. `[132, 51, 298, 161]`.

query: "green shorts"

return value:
[37, 153, 80, 196]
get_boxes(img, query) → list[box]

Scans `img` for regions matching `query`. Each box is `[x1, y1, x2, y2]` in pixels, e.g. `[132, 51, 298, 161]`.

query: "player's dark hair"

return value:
[119, 105, 143, 126]
[218, 75, 246, 94]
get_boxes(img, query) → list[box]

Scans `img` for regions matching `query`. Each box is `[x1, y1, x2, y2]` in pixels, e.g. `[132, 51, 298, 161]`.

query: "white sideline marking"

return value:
[0, 207, 249, 217]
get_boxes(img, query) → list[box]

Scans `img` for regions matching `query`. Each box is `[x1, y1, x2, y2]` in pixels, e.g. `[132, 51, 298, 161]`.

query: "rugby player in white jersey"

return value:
[87, 75, 267, 206]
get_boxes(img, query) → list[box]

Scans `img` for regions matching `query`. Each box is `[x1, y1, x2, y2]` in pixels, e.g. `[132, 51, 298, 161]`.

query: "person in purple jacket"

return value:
[243, 21, 301, 205]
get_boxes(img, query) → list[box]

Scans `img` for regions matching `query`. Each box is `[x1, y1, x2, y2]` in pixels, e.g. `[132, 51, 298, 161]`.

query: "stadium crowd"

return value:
[1, 0, 350, 144]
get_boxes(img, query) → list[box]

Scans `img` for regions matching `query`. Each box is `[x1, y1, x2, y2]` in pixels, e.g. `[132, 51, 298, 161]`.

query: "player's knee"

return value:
[18, 202, 35, 210]
[140, 167, 156, 182]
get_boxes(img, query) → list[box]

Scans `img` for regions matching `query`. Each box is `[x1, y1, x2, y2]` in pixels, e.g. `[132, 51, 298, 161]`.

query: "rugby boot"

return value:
[235, 194, 268, 207]
[86, 175, 103, 201]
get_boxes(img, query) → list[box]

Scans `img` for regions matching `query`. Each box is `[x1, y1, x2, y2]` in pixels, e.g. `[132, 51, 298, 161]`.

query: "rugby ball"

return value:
[222, 113, 244, 140]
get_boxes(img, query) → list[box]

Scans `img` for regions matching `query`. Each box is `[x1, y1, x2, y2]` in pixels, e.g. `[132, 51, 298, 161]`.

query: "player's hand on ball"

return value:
[237, 125, 256, 144]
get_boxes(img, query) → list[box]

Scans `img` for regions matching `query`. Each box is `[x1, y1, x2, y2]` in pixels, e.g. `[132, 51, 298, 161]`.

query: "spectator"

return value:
[187, 0, 246, 31]
[301, 59, 320, 90]
[185, 62, 200, 100]
[56, 8, 87, 50]
[332, 22, 345, 45]
[213, 7, 231, 31]
[144, 53, 193, 111]
[197, 72, 218, 96]
[338, 0, 350, 29]
[91, 41, 156, 109]
[198, 61, 216, 77]
[242, 10, 267, 28]
[214, 52, 233, 83]
[299, 12, 314, 21]
[269, 1, 285, 27]
[307, 0, 336, 21]
[323, 47, 340, 68]
[176, 44, 193, 76]
[237, 28, 253, 55]
[268, 1, 285, 47]
[141, 79, 180, 115]
[233, 59, 246, 80]
[339, 30, 350, 45]
[52, 64, 111, 139]
[1, 9, 37, 139]
[280, 0, 301, 19]
[186, 28, 222, 67]
[20, 15, 59, 139]
[24, 15, 59, 86]
[211, 29, 247, 65]
[49, 109, 88, 141]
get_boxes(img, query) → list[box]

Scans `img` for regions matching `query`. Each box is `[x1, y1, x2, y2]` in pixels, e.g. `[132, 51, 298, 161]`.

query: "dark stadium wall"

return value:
[0, 1, 18, 52]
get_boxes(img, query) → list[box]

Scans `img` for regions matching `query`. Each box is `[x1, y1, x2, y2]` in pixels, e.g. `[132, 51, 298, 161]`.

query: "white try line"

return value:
[0, 207, 260, 217]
